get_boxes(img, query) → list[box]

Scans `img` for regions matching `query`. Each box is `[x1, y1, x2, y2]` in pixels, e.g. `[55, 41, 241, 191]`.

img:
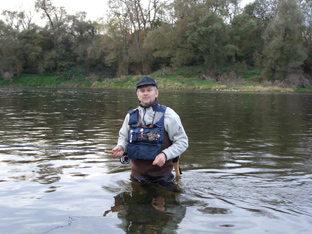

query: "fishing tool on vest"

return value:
[147, 132, 160, 141]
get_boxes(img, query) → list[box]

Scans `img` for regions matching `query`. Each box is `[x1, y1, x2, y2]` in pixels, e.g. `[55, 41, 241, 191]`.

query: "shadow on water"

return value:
[0, 88, 312, 233]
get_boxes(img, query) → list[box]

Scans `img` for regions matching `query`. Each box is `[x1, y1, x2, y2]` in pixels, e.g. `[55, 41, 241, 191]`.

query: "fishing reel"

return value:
[120, 154, 130, 164]
[104, 149, 129, 164]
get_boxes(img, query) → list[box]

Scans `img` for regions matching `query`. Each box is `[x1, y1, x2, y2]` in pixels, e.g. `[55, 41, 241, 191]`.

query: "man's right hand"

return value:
[112, 145, 124, 157]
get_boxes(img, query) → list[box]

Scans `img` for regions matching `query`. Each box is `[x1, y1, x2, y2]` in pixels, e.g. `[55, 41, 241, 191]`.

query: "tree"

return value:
[18, 26, 45, 73]
[67, 12, 97, 66]
[35, 0, 74, 72]
[1, 10, 35, 31]
[0, 19, 23, 77]
[244, 0, 275, 22]
[35, 0, 67, 46]
[148, 0, 240, 70]
[108, 0, 167, 75]
[299, 0, 312, 75]
[202, 0, 240, 22]
[262, 0, 307, 81]
[187, 11, 229, 71]
[149, 0, 203, 68]
[105, 5, 132, 76]
[230, 13, 264, 66]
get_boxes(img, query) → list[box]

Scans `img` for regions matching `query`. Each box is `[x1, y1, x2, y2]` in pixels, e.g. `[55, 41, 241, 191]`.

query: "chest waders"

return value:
[127, 104, 182, 182]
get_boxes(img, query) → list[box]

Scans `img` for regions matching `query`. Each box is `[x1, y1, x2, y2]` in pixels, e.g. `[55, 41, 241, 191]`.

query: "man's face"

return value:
[137, 85, 158, 106]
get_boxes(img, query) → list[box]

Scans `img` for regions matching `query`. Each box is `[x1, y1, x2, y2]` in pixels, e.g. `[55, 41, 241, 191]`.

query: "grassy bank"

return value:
[1, 68, 311, 93]
[0, 74, 94, 88]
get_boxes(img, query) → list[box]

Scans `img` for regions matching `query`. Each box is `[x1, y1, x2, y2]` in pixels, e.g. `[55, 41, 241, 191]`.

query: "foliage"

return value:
[261, 0, 307, 81]
[186, 12, 229, 71]
[230, 13, 264, 66]
[61, 66, 88, 80]
[0, 0, 311, 87]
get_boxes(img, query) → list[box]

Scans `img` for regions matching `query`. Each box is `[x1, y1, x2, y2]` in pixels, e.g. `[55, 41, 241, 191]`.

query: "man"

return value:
[112, 76, 188, 185]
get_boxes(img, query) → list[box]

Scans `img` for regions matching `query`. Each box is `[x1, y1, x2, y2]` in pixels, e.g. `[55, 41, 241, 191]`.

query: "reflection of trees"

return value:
[0, 89, 137, 146]
[177, 92, 312, 163]
[104, 179, 186, 233]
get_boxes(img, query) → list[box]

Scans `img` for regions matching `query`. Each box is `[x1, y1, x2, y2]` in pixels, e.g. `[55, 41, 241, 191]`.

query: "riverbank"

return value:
[1, 71, 311, 93]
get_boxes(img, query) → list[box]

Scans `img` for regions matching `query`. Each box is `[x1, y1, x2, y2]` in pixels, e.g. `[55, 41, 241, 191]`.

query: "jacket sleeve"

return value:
[117, 113, 130, 152]
[162, 107, 189, 160]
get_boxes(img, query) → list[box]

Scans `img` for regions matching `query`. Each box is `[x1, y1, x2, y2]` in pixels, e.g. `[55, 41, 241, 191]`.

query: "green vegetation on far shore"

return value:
[0, 67, 311, 93]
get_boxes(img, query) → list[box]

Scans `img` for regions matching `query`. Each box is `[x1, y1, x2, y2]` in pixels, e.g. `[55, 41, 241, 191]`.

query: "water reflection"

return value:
[104, 179, 186, 233]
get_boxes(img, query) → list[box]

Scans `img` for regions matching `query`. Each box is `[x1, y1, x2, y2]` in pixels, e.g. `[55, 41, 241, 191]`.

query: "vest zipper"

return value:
[142, 108, 146, 125]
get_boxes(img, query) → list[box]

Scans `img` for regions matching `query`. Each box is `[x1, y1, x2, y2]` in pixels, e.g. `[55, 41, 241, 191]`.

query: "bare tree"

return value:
[35, 0, 67, 30]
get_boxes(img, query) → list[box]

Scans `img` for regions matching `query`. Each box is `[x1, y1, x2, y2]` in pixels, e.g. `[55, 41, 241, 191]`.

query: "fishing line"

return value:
[0, 143, 106, 153]
[0, 143, 130, 164]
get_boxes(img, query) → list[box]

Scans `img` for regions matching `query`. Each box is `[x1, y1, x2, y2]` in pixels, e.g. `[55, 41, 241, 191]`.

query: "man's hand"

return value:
[152, 153, 166, 167]
[112, 145, 124, 158]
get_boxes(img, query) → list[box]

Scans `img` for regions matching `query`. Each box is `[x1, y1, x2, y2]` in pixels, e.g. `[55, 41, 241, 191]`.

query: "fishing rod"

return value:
[0, 143, 130, 164]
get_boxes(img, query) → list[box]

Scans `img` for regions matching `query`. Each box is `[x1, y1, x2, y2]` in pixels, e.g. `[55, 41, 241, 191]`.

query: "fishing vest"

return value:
[127, 105, 167, 160]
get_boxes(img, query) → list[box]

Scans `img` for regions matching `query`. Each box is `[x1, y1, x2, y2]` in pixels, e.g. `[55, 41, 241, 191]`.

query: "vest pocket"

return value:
[127, 143, 161, 160]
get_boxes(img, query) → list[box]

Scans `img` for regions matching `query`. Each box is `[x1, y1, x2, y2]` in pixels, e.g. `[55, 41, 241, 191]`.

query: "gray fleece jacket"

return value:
[117, 104, 188, 160]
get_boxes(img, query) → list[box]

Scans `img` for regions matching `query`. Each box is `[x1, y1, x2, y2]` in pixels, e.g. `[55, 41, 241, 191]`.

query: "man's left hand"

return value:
[152, 153, 166, 167]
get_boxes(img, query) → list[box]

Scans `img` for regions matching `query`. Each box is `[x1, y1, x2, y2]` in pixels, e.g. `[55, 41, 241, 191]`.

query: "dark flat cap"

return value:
[136, 76, 158, 90]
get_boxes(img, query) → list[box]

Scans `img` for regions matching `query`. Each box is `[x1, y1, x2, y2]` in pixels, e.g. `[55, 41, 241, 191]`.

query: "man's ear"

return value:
[136, 90, 140, 98]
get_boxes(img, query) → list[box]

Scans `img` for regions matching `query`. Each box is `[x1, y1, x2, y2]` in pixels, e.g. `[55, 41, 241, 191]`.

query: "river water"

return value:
[0, 88, 311, 234]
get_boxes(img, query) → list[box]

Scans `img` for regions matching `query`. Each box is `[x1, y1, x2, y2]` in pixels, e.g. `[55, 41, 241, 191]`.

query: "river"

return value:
[0, 88, 311, 234]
